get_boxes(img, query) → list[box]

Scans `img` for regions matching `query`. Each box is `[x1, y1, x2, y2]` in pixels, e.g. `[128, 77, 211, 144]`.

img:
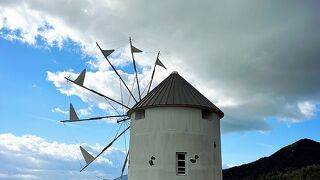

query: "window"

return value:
[135, 110, 145, 120]
[202, 109, 212, 119]
[176, 152, 187, 175]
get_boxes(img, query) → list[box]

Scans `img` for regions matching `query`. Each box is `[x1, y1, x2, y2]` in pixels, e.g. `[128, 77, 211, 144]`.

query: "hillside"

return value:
[223, 138, 320, 180]
[258, 165, 320, 180]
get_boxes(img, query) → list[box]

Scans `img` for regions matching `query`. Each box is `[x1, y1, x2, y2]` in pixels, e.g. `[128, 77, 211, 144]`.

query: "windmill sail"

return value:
[56, 40, 173, 177]
[102, 49, 115, 57]
[74, 69, 86, 86]
[65, 77, 130, 109]
[129, 38, 142, 100]
[80, 126, 130, 172]
[69, 103, 79, 121]
[96, 42, 138, 103]
[131, 45, 142, 53]
[147, 51, 167, 94]
[80, 146, 95, 165]
[156, 58, 166, 69]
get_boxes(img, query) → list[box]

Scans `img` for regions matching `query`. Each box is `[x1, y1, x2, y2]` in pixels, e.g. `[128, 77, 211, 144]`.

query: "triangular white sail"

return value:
[102, 49, 115, 57]
[156, 58, 167, 69]
[131, 45, 142, 53]
[69, 103, 79, 121]
[74, 69, 86, 86]
[80, 146, 95, 165]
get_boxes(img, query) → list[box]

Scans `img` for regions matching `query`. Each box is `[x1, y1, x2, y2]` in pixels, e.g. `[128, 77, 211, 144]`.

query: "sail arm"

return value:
[65, 77, 130, 109]
[80, 126, 131, 172]
[96, 42, 138, 103]
[61, 115, 128, 123]
[129, 37, 141, 100]
[120, 151, 129, 179]
[116, 117, 130, 123]
[147, 51, 160, 94]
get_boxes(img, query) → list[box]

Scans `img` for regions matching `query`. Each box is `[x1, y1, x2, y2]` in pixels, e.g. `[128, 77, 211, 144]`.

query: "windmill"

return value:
[60, 37, 225, 180]
[60, 37, 167, 179]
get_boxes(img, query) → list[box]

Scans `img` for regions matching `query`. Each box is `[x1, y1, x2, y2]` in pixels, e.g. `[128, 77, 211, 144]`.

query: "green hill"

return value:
[258, 164, 320, 180]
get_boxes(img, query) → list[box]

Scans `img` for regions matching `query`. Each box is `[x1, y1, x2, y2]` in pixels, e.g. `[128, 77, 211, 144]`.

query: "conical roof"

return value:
[127, 72, 224, 118]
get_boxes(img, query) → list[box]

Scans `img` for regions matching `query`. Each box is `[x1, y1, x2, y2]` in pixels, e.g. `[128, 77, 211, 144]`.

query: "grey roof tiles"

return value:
[127, 72, 224, 118]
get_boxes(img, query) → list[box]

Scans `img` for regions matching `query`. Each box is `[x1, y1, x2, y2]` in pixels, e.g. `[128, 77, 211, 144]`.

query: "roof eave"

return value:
[127, 104, 224, 118]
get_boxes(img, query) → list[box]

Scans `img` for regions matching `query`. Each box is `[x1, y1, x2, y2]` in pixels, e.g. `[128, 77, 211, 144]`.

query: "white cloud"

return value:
[51, 105, 96, 119]
[0, 173, 38, 180]
[46, 66, 169, 118]
[298, 101, 316, 119]
[0, 2, 88, 50]
[78, 106, 92, 117]
[0, 133, 126, 180]
[51, 107, 68, 115]
[222, 163, 240, 170]
[279, 101, 317, 123]
[1, 0, 320, 133]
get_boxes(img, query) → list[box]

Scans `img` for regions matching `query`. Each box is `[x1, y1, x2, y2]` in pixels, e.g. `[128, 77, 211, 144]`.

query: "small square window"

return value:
[135, 110, 145, 120]
[176, 152, 187, 175]
[202, 109, 212, 119]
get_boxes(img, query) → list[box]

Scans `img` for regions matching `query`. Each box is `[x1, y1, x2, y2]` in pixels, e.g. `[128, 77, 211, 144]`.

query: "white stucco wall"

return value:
[128, 107, 222, 180]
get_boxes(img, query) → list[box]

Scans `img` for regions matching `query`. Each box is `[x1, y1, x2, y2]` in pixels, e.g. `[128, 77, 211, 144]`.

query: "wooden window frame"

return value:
[176, 152, 188, 176]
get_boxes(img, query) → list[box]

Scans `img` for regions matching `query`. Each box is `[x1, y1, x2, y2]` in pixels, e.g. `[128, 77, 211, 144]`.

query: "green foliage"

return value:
[257, 165, 320, 180]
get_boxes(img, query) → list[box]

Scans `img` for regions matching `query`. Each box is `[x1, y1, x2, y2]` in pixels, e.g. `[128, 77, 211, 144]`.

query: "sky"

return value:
[1, 0, 320, 179]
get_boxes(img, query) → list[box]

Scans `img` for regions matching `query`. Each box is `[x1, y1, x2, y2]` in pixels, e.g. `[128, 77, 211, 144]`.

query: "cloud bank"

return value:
[0, 133, 126, 180]
[1, 0, 320, 133]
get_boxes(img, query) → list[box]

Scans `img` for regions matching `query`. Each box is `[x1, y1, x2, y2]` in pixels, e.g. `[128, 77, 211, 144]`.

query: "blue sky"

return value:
[0, 38, 131, 179]
[1, 1, 320, 179]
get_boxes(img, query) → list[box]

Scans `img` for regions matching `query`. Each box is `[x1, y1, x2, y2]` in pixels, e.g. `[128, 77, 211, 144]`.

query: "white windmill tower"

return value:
[127, 71, 224, 180]
[59, 38, 224, 180]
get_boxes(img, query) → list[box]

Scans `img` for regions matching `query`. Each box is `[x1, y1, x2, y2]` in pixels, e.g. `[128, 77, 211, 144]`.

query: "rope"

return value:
[62, 83, 84, 173]
[120, 78, 125, 115]
[141, 80, 151, 97]
[113, 122, 123, 140]
[104, 97, 121, 116]
[126, 77, 135, 107]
